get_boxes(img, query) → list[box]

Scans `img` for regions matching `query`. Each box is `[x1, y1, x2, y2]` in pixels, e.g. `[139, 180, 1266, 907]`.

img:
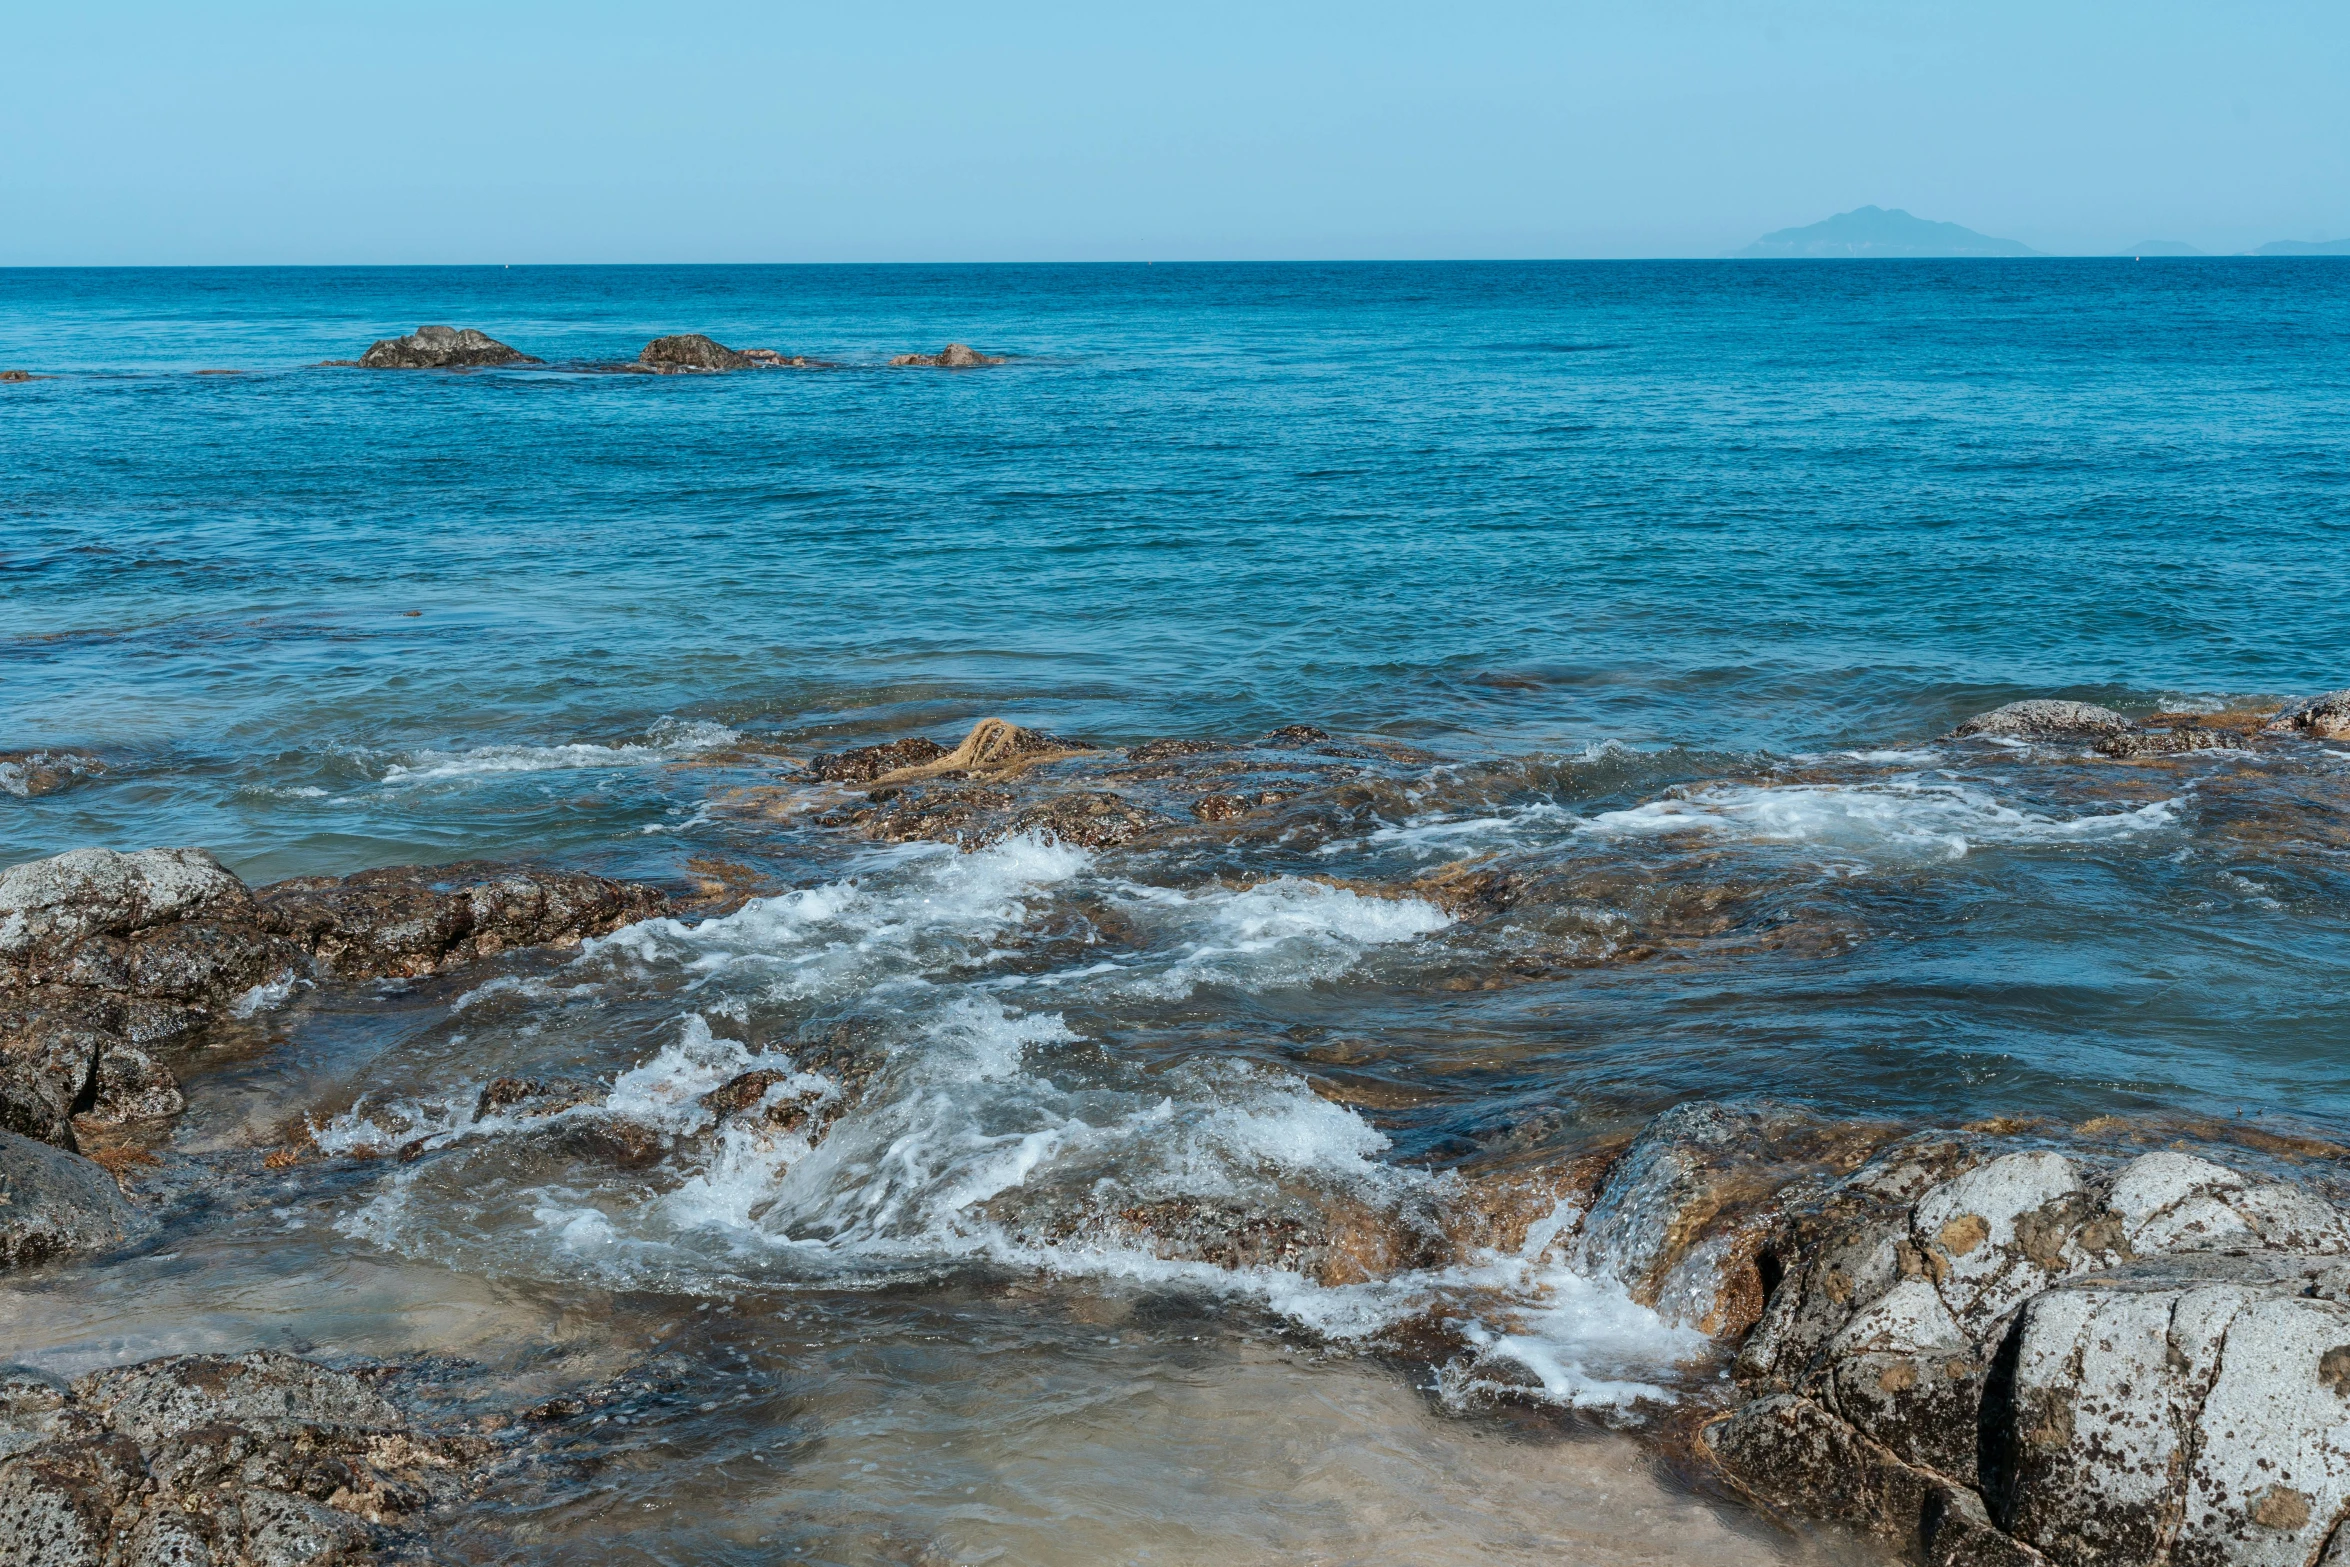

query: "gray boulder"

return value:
[636, 333, 803, 372]
[1952, 700, 2134, 740]
[0, 1129, 135, 1268]
[353, 325, 538, 369]
[1702, 1137, 2350, 1565]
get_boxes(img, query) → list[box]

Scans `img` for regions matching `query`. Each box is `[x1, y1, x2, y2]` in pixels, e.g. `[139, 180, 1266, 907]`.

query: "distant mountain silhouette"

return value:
[2254, 238, 2350, 256]
[2128, 241, 2203, 256]
[1734, 206, 2038, 258]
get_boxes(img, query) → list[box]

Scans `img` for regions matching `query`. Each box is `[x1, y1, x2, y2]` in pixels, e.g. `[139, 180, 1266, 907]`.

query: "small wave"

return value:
[377, 717, 739, 785]
[1577, 779, 2178, 859]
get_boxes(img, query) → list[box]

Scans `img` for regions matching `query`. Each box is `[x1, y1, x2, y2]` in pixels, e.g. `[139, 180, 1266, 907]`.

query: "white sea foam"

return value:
[229, 974, 301, 1018]
[1067, 877, 1452, 1001]
[585, 834, 1092, 999]
[378, 716, 739, 785]
[1578, 779, 2178, 859]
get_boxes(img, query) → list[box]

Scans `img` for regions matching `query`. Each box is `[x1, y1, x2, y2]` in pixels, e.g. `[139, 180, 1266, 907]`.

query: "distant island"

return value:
[2254, 237, 2350, 256]
[1734, 205, 2037, 258]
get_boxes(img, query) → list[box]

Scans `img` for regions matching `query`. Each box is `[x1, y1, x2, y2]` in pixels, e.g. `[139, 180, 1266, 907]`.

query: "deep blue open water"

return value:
[4, 262, 2349, 1563]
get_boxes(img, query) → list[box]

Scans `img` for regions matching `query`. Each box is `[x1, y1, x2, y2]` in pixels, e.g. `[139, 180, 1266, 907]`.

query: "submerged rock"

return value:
[350, 325, 539, 369]
[0, 1130, 136, 1268]
[0, 1350, 477, 1564]
[1951, 699, 2133, 740]
[636, 333, 809, 372]
[0, 750, 105, 798]
[889, 343, 1005, 367]
[0, 370, 48, 383]
[2094, 726, 2244, 758]
[2269, 688, 2350, 741]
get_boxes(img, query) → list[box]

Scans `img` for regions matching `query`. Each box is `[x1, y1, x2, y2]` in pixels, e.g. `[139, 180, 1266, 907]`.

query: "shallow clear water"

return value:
[3, 261, 2348, 1562]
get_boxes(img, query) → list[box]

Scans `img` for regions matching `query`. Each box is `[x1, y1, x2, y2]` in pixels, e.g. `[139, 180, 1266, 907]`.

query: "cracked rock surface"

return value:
[1697, 1130, 2350, 1567]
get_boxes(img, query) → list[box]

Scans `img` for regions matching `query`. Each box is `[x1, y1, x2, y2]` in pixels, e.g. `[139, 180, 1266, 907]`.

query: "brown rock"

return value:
[889, 343, 1005, 367]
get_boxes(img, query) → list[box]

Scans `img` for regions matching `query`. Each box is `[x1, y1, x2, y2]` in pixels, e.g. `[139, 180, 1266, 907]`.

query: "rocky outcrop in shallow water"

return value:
[0, 1350, 478, 1565]
[0, 846, 665, 1169]
[346, 325, 539, 369]
[2269, 689, 2350, 741]
[0, 750, 106, 799]
[1952, 700, 2133, 740]
[636, 333, 811, 372]
[890, 343, 1006, 367]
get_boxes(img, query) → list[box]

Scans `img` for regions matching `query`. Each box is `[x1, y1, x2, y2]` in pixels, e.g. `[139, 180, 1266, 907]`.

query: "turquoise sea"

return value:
[4, 260, 2348, 1563]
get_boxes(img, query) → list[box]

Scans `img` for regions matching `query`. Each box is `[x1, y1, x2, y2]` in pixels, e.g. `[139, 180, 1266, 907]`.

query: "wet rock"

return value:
[803, 736, 950, 783]
[0, 845, 666, 1150]
[1127, 738, 1228, 764]
[637, 333, 807, 372]
[2095, 726, 2245, 759]
[1005, 791, 1164, 850]
[1191, 792, 1251, 823]
[2269, 689, 2350, 741]
[352, 325, 539, 369]
[1951, 700, 2133, 740]
[82, 1044, 186, 1125]
[0, 1351, 477, 1565]
[473, 1076, 597, 1120]
[1568, 1100, 1900, 1336]
[1703, 1134, 2350, 1565]
[0, 1129, 136, 1268]
[1259, 724, 1333, 747]
[259, 861, 665, 980]
[0, 750, 105, 798]
[889, 343, 1005, 367]
[558, 1117, 667, 1170]
[0, 370, 47, 383]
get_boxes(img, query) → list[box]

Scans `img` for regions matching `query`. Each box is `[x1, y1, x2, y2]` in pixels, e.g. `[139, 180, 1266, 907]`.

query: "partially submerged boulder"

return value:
[1951, 700, 2133, 741]
[0, 846, 665, 1157]
[350, 325, 539, 369]
[259, 860, 666, 981]
[0, 1130, 137, 1268]
[2269, 689, 2350, 741]
[636, 333, 808, 372]
[0, 750, 104, 798]
[0, 1350, 477, 1564]
[890, 343, 1005, 367]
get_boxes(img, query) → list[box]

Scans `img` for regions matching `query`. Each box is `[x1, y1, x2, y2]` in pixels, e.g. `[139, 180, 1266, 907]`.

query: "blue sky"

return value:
[6, 1, 2345, 263]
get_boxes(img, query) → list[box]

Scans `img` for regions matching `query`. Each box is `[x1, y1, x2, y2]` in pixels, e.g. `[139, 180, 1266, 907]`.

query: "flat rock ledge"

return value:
[336, 325, 540, 369]
[0, 1350, 479, 1566]
[0, 846, 667, 1174]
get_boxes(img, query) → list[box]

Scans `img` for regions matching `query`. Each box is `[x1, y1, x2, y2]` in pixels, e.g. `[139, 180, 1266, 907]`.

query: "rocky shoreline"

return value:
[6, 690, 2348, 1564]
